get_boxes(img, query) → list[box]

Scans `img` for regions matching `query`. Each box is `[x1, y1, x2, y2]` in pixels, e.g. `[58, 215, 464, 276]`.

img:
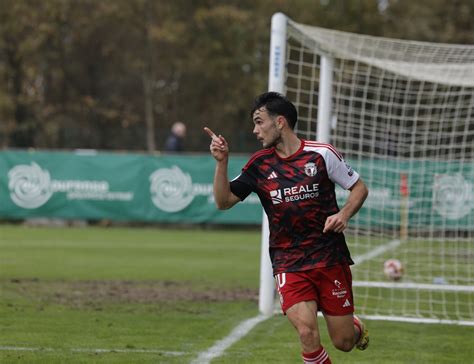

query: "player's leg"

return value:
[323, 313, 357, 352]
[275, 272, 332, 363]
[286, 301, 331, 363]
[286, 300, 320, 352]
[316, 263, 369, 352]
[324, 313, 369, 351]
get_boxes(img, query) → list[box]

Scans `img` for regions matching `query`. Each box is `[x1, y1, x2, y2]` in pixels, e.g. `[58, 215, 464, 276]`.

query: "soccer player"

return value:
[205, 92, 369, 364]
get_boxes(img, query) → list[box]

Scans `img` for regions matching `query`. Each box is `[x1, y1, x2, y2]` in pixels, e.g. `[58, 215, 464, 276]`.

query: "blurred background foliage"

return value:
[0, 0, 472, 153]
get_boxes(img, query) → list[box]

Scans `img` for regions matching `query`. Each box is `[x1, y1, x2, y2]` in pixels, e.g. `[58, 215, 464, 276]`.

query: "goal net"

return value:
[263, 13, 474, 325]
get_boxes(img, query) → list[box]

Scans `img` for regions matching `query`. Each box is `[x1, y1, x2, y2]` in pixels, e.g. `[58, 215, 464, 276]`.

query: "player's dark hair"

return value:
[251, 92, 298, 129]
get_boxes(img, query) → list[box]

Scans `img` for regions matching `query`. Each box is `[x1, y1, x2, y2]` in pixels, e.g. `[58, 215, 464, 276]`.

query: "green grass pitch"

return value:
[0, 224, 473, 363]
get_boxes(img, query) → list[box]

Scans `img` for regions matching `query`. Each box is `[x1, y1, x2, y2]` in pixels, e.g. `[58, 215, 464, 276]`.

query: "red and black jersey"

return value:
[230, 139, 359, 275]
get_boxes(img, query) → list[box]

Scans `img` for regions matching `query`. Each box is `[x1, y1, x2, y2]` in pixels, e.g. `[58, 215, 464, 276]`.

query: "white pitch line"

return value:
[0, 346, 54, 352]
[72, 348, 184, 356]
[361, 315, 474, 327]
[191, 314, 270, 364]
[353, 239, 402, 265]
[0, 346, 184, 356]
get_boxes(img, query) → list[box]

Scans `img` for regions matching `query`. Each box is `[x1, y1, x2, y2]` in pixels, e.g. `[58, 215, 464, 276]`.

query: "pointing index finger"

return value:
[204, 127, 220, 142]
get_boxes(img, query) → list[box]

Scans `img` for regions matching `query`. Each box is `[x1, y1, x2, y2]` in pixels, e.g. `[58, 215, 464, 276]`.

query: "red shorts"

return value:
[274, 264, 354, 316]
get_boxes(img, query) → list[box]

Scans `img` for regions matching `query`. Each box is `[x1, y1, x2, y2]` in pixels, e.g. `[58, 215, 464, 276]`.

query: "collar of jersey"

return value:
[273, 138, 304, 160]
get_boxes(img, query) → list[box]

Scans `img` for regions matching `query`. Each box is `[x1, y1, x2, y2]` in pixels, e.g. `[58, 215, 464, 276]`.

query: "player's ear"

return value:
[276, 116, 286, 130]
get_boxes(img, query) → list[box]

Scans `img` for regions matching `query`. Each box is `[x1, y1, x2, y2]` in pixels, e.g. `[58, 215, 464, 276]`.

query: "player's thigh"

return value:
[323, 313, 354, 341]
[286, 301, 318, 324]
[286, 300, 318, 329]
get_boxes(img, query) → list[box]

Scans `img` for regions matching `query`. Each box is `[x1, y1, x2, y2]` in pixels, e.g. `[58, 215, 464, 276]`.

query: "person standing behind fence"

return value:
[164, 121, 186, 152]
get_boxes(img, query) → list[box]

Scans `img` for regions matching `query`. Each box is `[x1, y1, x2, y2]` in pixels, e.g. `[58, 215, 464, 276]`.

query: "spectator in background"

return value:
[164, 121, 186, 152]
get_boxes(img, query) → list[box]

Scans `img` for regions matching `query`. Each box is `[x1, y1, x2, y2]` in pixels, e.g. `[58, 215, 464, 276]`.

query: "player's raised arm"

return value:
[204, 127, 240, 210]
[204, 127, 228, 162]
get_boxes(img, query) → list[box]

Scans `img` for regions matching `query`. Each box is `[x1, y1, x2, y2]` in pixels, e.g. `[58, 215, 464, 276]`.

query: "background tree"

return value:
[0, 0, 471, 152]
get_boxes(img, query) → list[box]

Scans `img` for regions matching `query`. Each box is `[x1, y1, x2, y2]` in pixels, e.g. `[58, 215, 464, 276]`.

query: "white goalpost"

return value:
[260, 13, 474, 325]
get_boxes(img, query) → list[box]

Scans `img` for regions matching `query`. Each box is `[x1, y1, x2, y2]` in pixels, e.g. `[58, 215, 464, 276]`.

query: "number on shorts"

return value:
[275, 273, 286, 288]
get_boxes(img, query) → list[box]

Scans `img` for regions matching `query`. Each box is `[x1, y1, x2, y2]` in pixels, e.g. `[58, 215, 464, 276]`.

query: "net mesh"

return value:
[285, 20, 474, 323]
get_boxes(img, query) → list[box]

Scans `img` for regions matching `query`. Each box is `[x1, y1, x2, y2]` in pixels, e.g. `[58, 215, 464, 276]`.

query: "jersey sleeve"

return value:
[229, 168, 254, 201]
[322, 147, 360, 190]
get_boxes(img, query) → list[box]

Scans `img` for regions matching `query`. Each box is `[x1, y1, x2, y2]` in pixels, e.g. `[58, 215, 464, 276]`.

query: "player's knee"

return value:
[297, 326, 312, 340]
[297, 326, 319, 345]
[332, 335, 354, 352]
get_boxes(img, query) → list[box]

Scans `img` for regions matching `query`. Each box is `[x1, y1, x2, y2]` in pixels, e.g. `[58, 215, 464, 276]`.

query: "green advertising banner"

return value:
[0, 150, 262, 224]
[336, 159, 473, 231]
[0, 150, 472, 230]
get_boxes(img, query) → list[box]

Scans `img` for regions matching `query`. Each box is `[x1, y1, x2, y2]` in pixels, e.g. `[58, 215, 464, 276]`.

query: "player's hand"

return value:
[204, 127, 229, 162]
[323, 212, 348, 233]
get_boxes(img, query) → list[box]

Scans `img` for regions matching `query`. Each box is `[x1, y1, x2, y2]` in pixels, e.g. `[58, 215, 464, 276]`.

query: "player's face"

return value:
[252, 107, 282, 148]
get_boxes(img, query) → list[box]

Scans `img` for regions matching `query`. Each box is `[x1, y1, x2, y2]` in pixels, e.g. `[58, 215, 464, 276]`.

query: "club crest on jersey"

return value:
[304, 162, 317, 177]
[345, 162, 354, 177]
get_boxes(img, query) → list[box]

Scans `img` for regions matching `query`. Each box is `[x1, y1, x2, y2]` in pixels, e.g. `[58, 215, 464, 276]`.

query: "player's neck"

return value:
[274, 133, 302, 159]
